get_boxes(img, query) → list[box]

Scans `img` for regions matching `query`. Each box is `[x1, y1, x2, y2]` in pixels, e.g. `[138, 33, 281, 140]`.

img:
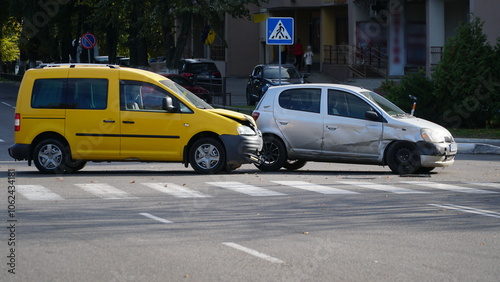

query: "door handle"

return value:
[326, 125, 338, 131]
[122, 121, 135, 124]
[277, 120, 289, 125]
[103, 120, 115, 123]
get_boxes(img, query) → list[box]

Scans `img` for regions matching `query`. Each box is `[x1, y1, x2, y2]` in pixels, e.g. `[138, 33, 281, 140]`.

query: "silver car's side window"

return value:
[278, 88, 321, 113]
[328, 89, 374, 119]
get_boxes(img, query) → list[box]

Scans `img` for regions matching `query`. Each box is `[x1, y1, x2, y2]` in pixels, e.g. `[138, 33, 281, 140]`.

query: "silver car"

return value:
[252, 84, 457, 174]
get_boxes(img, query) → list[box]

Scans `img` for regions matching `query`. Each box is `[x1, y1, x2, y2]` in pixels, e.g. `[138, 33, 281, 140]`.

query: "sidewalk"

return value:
[224, 73, 500, 155]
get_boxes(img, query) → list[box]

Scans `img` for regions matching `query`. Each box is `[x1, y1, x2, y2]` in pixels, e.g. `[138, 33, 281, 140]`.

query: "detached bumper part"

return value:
[220, 134, 263, 167]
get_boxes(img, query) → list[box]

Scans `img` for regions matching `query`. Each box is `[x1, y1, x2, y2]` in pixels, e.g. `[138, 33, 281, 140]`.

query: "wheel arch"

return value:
[29, 132, 68, 163]
[383, 140, 417, 166]
[183, 131, 224, 166]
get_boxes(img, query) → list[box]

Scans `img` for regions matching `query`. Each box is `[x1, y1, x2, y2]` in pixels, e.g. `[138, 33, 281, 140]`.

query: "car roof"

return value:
[267, 83, 368, 93]
[182, 58, 215, 63]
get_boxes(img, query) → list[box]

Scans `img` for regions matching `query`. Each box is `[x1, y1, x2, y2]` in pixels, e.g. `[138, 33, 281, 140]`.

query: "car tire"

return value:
[256, 135, 287, 171]
[246, 93, 255, 106]
[283, 159, 307, 171]
[33, 138, 72, 174]
[386, 142, 421, 174]
[189, 138, 226, 174]
[416, 167, 435, 174]
[65, 160, 87, 173]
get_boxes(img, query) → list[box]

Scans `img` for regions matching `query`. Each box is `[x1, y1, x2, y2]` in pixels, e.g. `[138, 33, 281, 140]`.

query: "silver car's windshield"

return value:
[160, 79, 213, 109]
[359, 91, 405, 116]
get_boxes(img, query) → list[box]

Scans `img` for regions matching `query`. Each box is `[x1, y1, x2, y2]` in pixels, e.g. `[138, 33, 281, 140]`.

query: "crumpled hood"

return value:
[395, 115, 452, 135]
[206, 108, 256, 126]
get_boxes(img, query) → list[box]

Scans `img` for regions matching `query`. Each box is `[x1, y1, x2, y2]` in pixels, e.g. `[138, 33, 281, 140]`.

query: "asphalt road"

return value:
[0, 158, 499, 281]
[1, 82, 499, 281]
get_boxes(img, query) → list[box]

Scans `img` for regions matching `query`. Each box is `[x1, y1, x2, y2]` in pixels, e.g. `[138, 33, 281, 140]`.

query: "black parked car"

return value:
[179, 58, 221, 82]
[246, 64, 307, 105]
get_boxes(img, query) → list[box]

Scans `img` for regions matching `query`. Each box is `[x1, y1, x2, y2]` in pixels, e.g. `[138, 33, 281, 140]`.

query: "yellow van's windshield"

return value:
[160, 79, 214, 109]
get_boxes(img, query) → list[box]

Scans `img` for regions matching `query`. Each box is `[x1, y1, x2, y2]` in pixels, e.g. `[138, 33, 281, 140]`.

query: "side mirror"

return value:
[162, 96, 177, 113]
[365, 110, 380, 121]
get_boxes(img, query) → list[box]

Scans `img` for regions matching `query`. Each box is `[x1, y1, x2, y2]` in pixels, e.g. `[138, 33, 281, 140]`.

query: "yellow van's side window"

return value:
[32, 79, 65, 108]
[31, 78, 108, 109]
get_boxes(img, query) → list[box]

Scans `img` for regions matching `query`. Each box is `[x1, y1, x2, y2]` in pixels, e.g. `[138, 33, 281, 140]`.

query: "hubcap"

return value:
[38, 144, 63, 169]
[194, 144, 220, 169]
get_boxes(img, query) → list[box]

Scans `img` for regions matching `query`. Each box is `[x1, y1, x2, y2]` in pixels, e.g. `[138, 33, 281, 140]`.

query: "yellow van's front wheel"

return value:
[189, 138, 226, 174]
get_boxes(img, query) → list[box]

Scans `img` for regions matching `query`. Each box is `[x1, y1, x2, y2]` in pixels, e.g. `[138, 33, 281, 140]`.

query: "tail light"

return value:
[212, 71, 221, 78]
[252, 112, 260, 121]
[14, 113, 20, 131]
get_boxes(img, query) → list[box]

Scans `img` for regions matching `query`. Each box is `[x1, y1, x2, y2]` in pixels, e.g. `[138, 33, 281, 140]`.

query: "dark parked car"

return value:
[162, 73, 212, 103]
[246, 64, 307, 105]
[179, 58, 221, 82]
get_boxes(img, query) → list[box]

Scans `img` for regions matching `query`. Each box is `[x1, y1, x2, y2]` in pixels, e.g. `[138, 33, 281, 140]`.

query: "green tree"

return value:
[432, 17, 498, 128]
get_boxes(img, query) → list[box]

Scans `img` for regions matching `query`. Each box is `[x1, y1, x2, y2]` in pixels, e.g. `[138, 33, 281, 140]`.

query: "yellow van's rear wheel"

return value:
[32, 139, 71, 174]
[189, 138, 226, 174]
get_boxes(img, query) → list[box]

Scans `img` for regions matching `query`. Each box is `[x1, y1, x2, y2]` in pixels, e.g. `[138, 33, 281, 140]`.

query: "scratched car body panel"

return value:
[251, 83, 457, 174]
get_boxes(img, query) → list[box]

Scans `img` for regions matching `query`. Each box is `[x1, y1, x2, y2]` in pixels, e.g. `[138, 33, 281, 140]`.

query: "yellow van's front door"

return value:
[119, 82, 184, 161]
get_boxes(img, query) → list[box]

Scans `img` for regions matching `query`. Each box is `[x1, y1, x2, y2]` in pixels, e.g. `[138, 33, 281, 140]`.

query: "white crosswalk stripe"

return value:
[464, 182, 500, 190]
[17, 185, 65, 201]
[75, 183, 138, 199]
[207, 181, 286, 196]
[337, 181, 430, 194]
[401, 181, 498, 194]
[142, 183, 211, 198]
[272, 181, 359, 194]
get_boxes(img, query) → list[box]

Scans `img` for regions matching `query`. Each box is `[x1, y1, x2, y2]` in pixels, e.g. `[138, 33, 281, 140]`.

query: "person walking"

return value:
[303, 46, 314, 74]
[293, 39, 304, 70]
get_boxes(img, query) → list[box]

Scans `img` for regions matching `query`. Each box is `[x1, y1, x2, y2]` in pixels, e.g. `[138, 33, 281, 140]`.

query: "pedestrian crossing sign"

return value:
[266, 17, 294, 45]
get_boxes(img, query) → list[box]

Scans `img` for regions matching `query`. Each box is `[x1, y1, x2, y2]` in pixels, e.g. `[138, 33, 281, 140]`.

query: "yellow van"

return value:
[8, 64, 262, 174]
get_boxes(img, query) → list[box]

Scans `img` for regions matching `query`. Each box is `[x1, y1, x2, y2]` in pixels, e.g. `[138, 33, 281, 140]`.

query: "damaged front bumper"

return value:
[417, 141, 457, 167]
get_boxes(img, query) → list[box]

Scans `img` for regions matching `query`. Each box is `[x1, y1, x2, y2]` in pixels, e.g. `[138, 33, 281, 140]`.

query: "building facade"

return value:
[205, 0, 499, 79]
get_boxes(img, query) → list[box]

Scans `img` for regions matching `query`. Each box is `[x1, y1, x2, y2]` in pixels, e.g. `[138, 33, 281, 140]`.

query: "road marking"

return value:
[207, 182, 286, 196]
[402, 181, 497, 194]
[17, 185, 64, 201]
[337, 181, 429, 194]
[464, 182, 500, 190]
[142, 183, 211, 198]
[139, 213, 173, 224]
[1, 101, 15, 108]
[272, 181, 359, 194]
[75, 183, 138, 199]
[222, 242, 285, 264]
[429, 204, 500, 219]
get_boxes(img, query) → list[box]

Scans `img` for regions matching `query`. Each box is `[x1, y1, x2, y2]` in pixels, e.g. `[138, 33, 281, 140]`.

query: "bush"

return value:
[380, 71, 438, 121]
[432, 17, 499, 129]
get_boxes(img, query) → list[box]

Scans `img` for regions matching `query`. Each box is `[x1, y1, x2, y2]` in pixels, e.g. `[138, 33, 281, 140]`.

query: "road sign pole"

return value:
[278, 44, 282, 85]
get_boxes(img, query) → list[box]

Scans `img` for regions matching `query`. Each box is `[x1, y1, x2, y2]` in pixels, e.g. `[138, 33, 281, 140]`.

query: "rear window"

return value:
[186, 63, 218, 73]
[278, 88, 321, 113]
[32, 78, 108, 109]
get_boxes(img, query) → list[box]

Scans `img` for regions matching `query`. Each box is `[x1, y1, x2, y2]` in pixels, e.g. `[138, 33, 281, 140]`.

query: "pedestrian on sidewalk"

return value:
[293, 39, 304, 70]
[303, 46, 314, 74]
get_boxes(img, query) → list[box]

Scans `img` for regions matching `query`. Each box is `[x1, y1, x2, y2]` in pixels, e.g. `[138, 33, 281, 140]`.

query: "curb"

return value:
[457, 143, 500, 155]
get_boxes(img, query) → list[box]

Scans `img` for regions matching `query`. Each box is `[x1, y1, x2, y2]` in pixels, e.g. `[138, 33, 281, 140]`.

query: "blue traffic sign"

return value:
[266, 17, 294, 45]
[81, 33, 97, 49]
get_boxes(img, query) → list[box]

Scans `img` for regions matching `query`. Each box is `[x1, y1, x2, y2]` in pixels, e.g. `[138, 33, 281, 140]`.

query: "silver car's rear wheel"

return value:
[256, 135, 287, 171]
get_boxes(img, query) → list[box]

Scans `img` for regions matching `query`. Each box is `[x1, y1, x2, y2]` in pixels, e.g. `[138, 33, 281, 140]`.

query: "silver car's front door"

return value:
[274, 88, 323, 158]
[322, 89, 383, 163]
